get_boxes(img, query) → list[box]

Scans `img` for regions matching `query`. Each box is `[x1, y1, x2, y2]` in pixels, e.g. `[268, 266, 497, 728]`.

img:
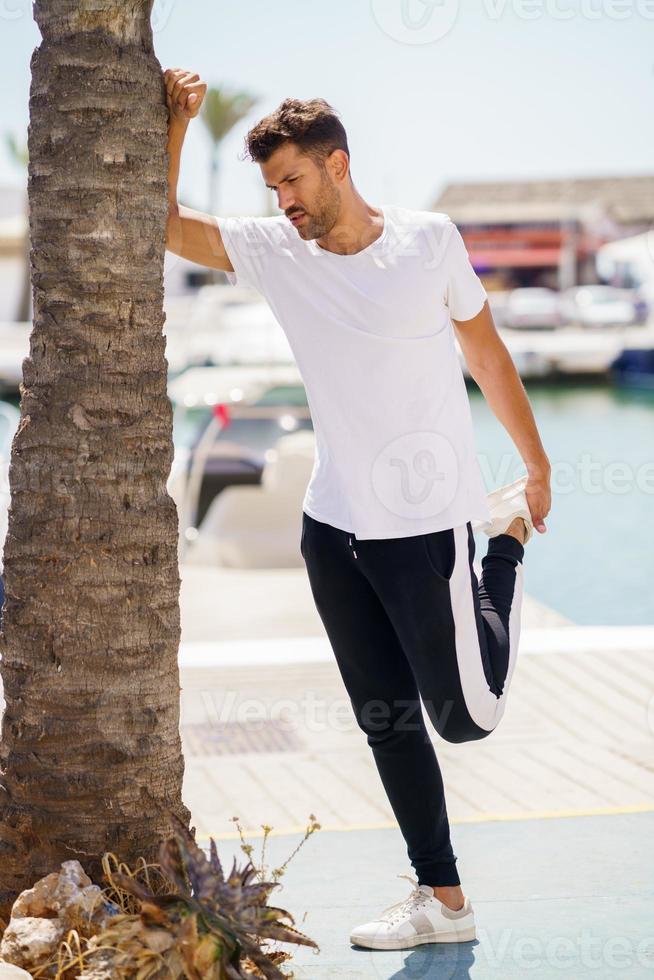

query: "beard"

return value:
[290, 174, 340, 241]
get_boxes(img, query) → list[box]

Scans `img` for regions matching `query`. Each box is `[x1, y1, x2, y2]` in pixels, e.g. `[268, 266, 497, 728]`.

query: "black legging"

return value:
[300, 510, 525, 887]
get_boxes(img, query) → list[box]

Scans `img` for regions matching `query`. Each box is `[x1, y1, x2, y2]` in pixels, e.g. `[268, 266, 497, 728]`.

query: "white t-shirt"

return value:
[216, 204, 492, 540]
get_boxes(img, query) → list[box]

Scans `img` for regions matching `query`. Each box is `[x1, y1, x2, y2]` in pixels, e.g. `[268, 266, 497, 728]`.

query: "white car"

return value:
[503, 288, 563, 330]
[559, 285, 638, 328]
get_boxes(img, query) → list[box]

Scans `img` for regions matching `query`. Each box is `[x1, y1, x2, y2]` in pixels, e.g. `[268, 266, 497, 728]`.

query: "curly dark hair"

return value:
[242, 97, 350, 171]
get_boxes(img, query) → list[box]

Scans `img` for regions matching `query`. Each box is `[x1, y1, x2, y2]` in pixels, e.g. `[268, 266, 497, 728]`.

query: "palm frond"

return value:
[200, 87, 259, 144]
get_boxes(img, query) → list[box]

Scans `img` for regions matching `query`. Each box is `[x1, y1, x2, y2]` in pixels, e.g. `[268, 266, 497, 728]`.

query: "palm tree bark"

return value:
[0, 0, 192, 917]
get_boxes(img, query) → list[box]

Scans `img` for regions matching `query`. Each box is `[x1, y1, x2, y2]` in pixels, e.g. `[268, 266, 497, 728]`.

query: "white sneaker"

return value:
[349, 873, 476, 950]
[482, 474, 533, 544]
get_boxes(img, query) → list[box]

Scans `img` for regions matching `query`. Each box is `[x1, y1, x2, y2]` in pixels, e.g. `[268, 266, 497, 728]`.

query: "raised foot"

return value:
[503, 516, 528, 545]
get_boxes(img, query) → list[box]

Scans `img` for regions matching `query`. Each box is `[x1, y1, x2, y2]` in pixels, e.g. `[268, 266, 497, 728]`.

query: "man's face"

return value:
[261, 143, 341, 241]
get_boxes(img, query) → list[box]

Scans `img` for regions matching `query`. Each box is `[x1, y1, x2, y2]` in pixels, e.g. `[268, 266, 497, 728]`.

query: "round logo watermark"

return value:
[370, 0, 460, 44]
[371, 430, 459, 519]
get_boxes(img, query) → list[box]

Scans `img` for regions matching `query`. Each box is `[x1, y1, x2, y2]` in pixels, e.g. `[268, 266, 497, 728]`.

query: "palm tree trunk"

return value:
[0, 0, 192, 917]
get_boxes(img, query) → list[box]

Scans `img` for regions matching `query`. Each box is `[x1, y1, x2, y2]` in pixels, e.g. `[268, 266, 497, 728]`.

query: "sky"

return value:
[0, 0, 652, 217]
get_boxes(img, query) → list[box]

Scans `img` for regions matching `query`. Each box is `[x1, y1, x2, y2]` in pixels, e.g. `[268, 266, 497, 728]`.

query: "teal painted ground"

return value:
[469, 380, 654, 626]
[209, 811, 654, 980]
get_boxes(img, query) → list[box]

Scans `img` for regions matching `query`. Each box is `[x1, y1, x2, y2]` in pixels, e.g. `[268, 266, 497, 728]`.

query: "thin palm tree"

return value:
[201, 86, 258, 215]
[3, 134, 27, 169]
[0, 0, 191, 918]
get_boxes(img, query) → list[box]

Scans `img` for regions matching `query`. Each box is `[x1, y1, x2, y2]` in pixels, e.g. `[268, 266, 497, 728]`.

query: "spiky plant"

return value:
[16, 813, 319, 979]
[99, 811, 319, 979]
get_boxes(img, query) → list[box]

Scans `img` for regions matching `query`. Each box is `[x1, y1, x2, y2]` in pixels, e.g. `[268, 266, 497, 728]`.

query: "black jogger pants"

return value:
[300, 510, 525, 887]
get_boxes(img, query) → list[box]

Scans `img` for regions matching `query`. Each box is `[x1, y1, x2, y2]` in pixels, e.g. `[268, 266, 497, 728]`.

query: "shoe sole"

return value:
[486, 477, 528, 508]
[350, 924, 476, 949]
[485, 477, 533, 544]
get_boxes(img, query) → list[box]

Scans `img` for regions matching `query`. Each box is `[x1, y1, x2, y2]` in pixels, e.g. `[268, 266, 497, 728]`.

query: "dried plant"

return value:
[228, 814, 320, 889]
[15, 811, 321, 979]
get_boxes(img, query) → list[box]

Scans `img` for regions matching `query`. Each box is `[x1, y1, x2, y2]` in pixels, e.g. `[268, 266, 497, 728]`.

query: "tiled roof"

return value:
[433, 174, 654, 225]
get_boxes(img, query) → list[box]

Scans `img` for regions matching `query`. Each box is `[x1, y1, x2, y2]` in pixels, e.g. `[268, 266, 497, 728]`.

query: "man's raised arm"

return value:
[163, 68, 234, 273]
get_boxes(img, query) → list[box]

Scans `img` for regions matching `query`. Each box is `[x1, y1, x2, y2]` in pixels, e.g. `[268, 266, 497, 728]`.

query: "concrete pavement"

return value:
[180, 636, 654, 839]
[176, 567, 654, 978]
[208, 811, 654, 979]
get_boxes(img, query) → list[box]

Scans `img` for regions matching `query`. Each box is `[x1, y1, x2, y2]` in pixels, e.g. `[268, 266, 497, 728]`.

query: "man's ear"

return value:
[328, 148, 350, 184]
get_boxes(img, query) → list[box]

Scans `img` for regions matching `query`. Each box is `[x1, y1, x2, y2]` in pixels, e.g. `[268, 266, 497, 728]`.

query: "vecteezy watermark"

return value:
[180, 690, 458, 746]
[0, 0, 177, 30]
[151, 0, 177, 32]
[477, 452, 654, 497]
[367, 928, 654, 978]
[370, 0, 460, 44]
[369, 0, 654, 45]
[371, 430, 459, 519]
[483, 0, 654, 21]
[0, 0, 21, 19]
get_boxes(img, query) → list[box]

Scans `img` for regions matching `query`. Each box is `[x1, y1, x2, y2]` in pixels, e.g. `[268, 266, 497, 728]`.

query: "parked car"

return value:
[167, 364, 313, 556]
[559, 285, 640, 328]
[503, 288, 563, 330]
[486, 290, 511, 329]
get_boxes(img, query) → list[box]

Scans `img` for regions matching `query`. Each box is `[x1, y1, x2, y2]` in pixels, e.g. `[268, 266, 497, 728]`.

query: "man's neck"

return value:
[316, 198, 385, 256]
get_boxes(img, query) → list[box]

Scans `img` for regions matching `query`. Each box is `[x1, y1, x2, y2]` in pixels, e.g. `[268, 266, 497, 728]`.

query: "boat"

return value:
[167, 364, 314, 564]
[608, 348, 654, 390]
[456, 323, 654, 380]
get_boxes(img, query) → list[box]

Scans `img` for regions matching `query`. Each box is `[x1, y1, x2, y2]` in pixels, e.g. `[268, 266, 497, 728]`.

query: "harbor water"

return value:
[3, 377, 651, 626]
[470, 379, 654, 625]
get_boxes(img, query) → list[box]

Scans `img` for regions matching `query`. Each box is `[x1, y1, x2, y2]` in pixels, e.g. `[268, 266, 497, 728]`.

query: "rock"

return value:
[9, 860, 108, 929]
[0, 916, 63, 970]
[75, 947, 118, 980]
[0, 861, 120, 974]
[0, 962, 35, 979]
[11, 861, 119, 931]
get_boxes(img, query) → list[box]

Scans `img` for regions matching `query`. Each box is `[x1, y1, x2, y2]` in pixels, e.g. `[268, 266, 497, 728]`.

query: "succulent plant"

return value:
[99, 811, 319, 979]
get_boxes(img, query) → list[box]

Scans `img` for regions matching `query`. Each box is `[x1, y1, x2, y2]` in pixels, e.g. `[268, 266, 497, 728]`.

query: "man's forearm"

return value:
[165, 116, 188, 255]
[162, 68, 231, 270]
[470, 352, 550, 475]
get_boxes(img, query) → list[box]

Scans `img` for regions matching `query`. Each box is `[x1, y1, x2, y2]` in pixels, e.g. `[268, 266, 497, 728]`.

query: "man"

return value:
[164, 69, 552, 950]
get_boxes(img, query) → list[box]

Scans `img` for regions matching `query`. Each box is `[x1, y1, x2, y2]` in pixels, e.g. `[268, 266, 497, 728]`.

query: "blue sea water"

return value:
[4, 379, 652, 625]
[470, 381, 654, 625]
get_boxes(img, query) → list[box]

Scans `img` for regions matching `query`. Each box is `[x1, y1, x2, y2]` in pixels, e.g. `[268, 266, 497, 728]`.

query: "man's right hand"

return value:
[164, 68, 207, 124]
[163, 67, 234, 275]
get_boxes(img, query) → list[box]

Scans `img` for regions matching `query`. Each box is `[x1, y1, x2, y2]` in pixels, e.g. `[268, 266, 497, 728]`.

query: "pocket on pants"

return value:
[422, 527, 456, 582]
[300, 512, 309, 558]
